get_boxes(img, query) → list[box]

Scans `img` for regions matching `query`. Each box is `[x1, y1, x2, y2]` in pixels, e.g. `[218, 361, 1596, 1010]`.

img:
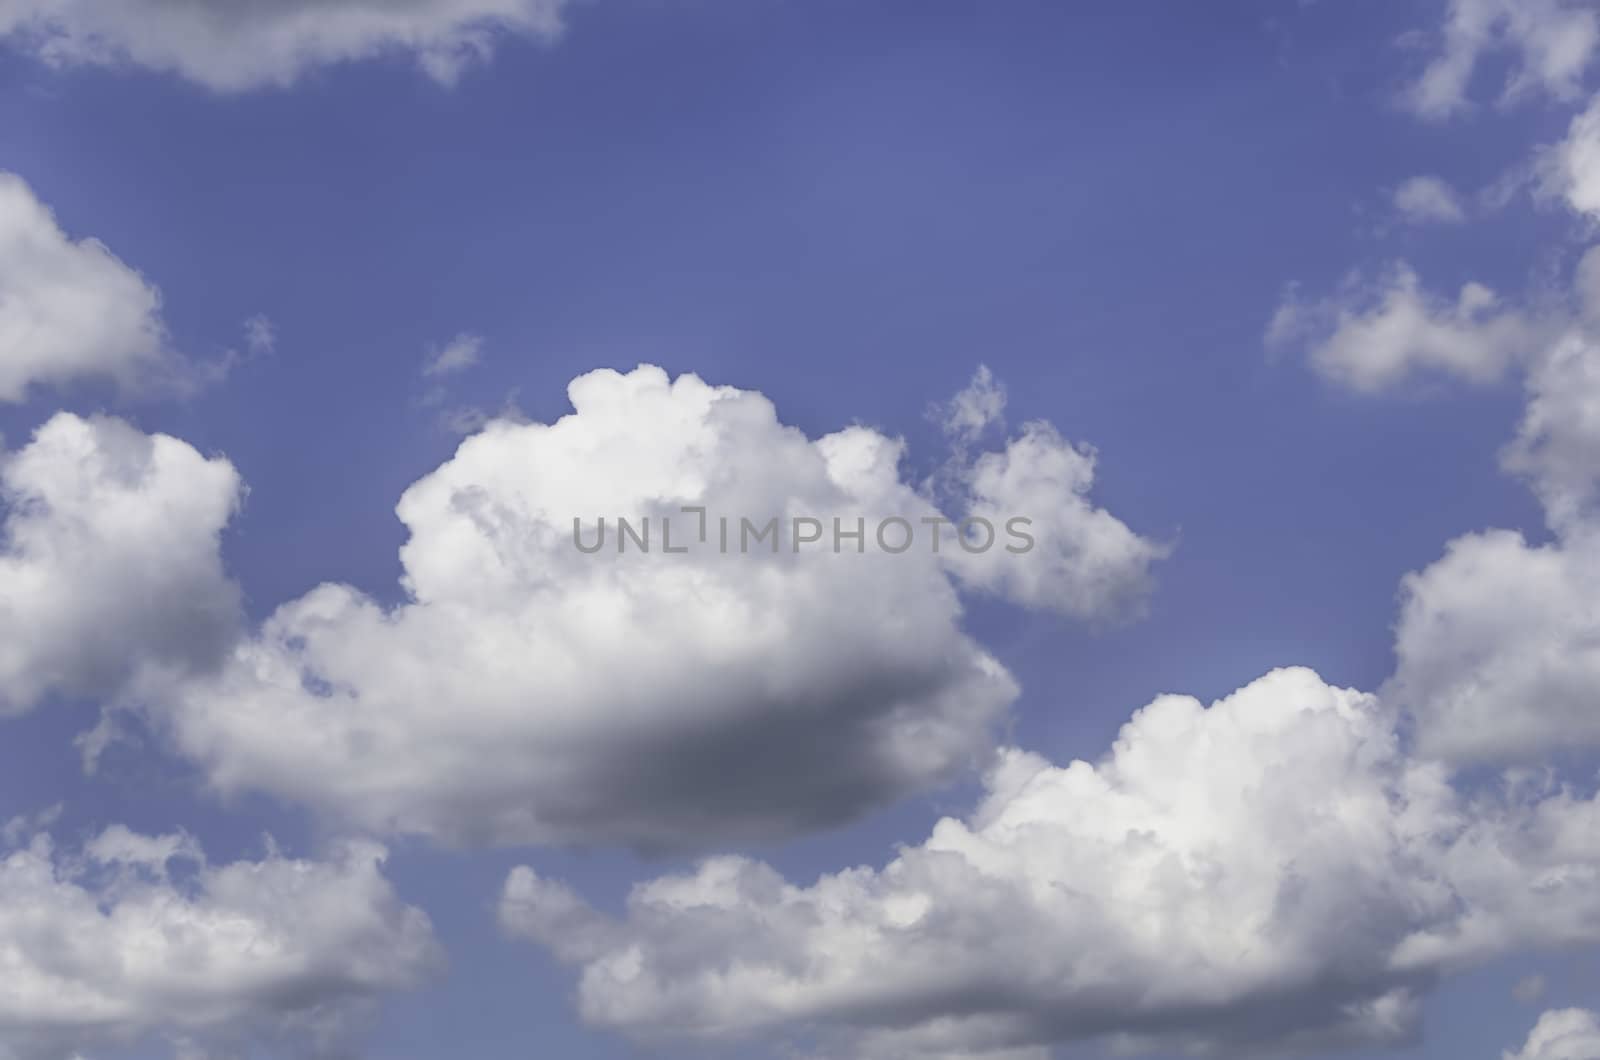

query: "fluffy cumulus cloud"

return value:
[0, 172, 186, 402]
[1506, 1009, 1600, 1060]
[0, 0, 567, 91]
[0, 823, 439, 1060]
[1266, 263, 1537, 392]
[931, 366, 1167, 620]
[1384, 265, 1600, 763]
[142, 365, 1159, 850]
[0, 412, 241, 717]
[1404, 0, 1600, 119]
[501, 667, 1600, 1057]
[943, 420, 1165, 618]
[1390, 521, 1600, 762]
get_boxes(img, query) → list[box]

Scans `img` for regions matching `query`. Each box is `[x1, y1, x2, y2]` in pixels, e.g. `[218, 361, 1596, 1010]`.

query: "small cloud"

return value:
[931, 364, 1007, 444]
[423, 332, 484, 378]
[1, 803, 62, 847]
[200, 314, 276, 385]
[436, 390, 528, 435]
[243, 314, 276, 357]
[1513, 974, 1548, 1004]
[1394, 175, 1467, 223]
[1265, 263, 1537, 392]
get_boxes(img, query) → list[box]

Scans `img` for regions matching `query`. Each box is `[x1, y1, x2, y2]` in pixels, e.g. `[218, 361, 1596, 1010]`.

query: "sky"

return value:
[1, 1, 1600, 1058]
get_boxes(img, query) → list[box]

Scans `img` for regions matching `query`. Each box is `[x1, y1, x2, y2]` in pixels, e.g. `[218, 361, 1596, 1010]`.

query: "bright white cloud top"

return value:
[124, 364, 1161, 850]
[0, 173, 187, 402]
[501, 667, 1600, 1056]
[0, 0, 569, 91]
[0, 413, 241, 717]
[0, 824, 438, 1060]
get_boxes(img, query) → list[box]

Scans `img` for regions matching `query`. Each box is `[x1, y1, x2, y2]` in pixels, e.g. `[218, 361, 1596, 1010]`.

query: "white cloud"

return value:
[934, 364, 1007, 444]
[501, 667, 1600, 1057]
[943, 420, 1166, 620]
[1267, 263, 1536, 392]
[1389, 512, 1600, 767]
[0, 0, 568, 91]
[1404, 0, 1600, 119]
[141, 366, 1159, 850]
[0, 172, 187, 402]
[0, 805, 59, 848]
[1506, 1009, 1600, 1060]
[1539, 94, 1600, 220]
[423, 331, 484, 377]
[1384, 269, 1600, 763]
[1282, 227, 1600, 766]
[0, 824, 439, 1060]
[0, 412, 242, 717]
[1393, 175, 1468, 223]
[927, 366, 1165, 620]
[1504, 329, 1600, 528]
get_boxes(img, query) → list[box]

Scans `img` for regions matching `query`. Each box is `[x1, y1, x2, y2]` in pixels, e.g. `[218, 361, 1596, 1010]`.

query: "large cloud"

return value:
[1506, 1009, 1600, 1060]
[142, 365, 1159, 850]
[0, 412, 241, 717]
[501, 667, 1600, 1057]
[0, 822, 439, 1060]
[0, 172, 187, 402]
[0, 0, 567, 91]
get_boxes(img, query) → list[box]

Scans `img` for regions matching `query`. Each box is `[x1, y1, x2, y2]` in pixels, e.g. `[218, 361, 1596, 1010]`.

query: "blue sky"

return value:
[2, 2, 1600, 1059]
